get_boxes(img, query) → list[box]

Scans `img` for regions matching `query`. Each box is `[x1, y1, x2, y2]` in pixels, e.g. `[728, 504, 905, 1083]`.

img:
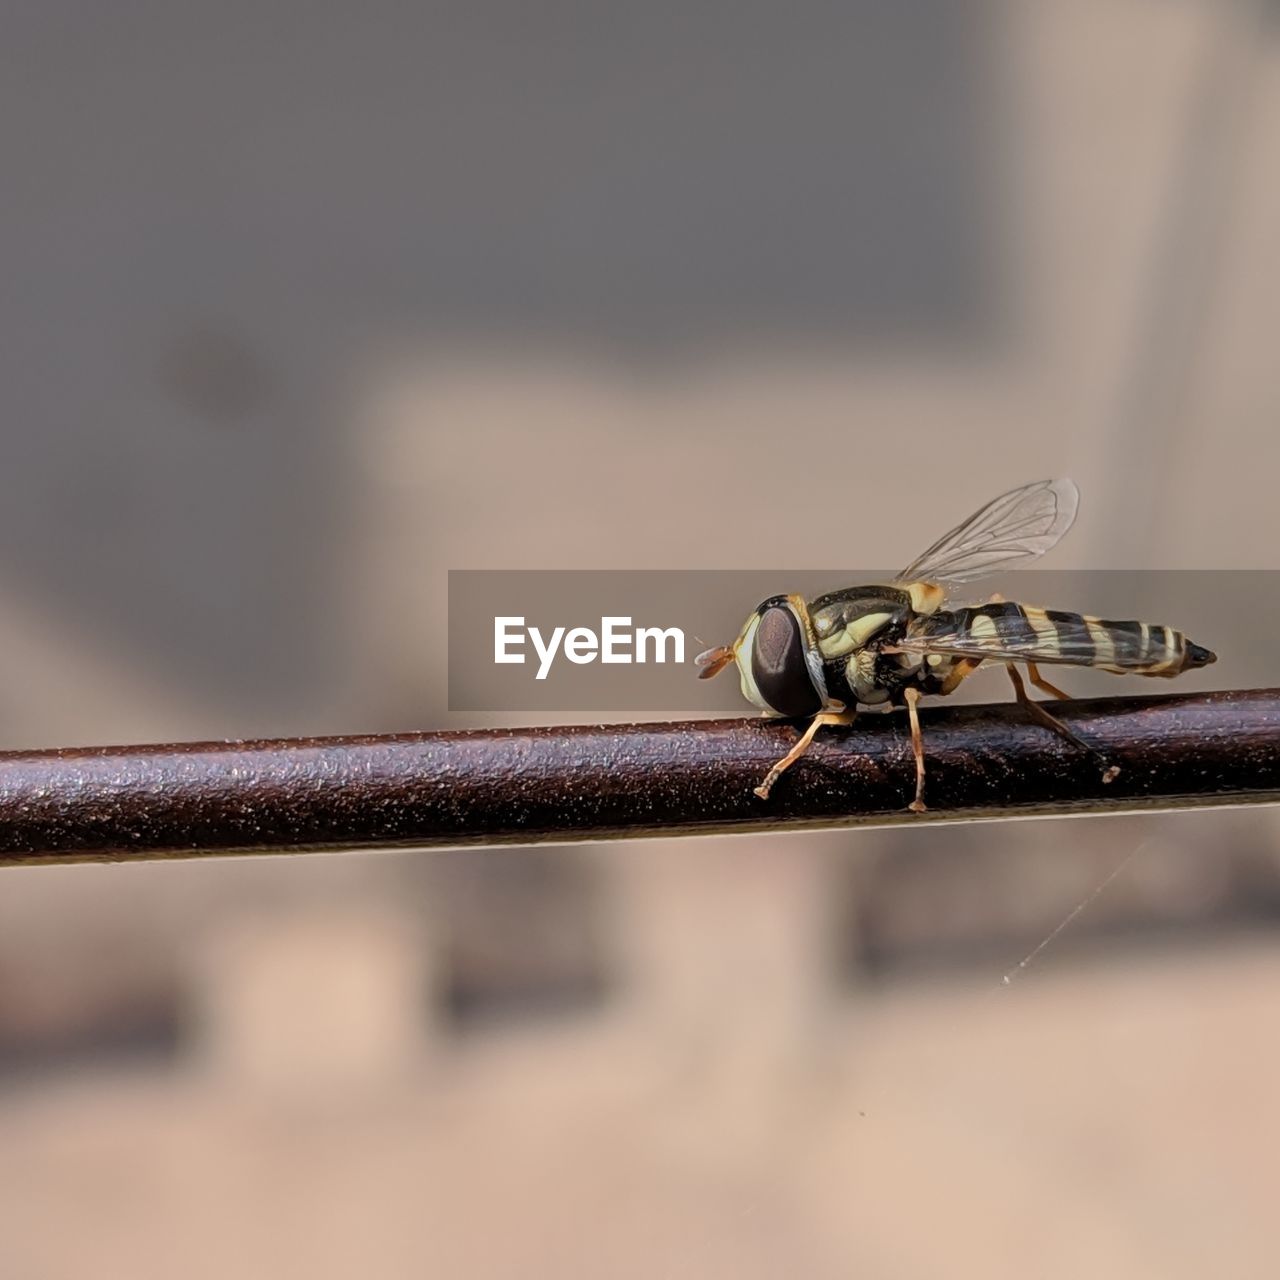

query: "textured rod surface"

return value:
[0, 689, 1276, 865]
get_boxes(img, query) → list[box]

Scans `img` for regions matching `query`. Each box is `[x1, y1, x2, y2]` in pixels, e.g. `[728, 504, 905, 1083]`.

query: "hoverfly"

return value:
[695, 479, 1216, 811]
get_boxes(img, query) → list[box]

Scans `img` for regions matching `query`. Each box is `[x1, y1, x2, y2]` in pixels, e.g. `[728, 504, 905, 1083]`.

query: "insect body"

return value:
[695, 479, 1215, 811]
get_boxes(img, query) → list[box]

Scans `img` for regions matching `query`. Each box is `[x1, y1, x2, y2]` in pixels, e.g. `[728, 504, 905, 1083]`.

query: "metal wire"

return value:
[0, 688, 1275, 866]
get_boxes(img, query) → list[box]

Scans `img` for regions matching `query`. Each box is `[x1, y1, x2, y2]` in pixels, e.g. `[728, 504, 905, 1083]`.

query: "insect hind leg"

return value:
[938, 656, 982, 696]
[1026, 661, 1072, 701]
[1005, 664, 1119, 783]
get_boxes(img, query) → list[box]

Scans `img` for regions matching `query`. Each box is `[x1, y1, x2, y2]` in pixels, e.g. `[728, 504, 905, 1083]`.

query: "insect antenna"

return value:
[694, 645, 735, 679]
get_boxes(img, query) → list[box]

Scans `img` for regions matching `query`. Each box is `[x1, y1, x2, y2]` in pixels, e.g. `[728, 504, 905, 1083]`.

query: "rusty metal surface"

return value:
[0, 689, 1276, 865]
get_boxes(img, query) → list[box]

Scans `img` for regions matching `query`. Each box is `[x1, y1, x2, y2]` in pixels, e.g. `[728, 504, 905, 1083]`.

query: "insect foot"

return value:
[753, 776, 777, 801]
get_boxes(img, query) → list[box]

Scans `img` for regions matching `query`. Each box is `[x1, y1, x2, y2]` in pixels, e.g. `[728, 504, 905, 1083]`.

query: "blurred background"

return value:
[2, 0, 1280, 1276]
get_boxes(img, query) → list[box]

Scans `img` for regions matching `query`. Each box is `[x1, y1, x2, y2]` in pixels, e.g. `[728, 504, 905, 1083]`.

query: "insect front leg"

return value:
[1005, 664, 1119, 783]
[754, 710, 856, 800]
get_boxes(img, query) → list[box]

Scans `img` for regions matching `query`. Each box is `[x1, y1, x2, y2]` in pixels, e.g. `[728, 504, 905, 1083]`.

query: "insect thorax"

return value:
[806, 586, 921, 706]
[809, 584, 974, 707]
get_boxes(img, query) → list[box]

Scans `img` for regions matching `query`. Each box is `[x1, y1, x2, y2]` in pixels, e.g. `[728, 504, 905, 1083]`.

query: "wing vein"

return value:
[896, 478, 1079, 586]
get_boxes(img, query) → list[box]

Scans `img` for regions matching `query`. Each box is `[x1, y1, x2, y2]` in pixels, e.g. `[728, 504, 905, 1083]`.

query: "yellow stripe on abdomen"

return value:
[1020, 605, 1061, 657]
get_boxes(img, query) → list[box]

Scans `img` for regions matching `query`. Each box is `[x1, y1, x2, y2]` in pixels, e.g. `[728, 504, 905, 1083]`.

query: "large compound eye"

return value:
[752, 604, 823, 717]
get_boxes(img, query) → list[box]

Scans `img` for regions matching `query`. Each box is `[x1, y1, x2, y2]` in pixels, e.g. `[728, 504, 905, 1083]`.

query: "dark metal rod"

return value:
[0, 688, 1276, 866]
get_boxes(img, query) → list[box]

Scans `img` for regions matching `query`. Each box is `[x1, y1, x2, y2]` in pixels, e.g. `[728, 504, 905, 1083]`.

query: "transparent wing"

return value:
[893, 623, 1099, 668]
[896, 478, 1079, 586]
[893, 602, 1167, 670]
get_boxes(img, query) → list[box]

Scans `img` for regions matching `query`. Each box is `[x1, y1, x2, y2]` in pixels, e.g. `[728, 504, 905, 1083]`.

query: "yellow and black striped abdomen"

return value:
[941, 601, 1217, 677]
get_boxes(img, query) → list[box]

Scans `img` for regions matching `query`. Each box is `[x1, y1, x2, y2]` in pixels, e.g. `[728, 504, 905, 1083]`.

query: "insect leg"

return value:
[938, 657, 982, 696]
[983, 593, 1073, 702]
[903, 687, 928, 813]
[1026, 661, 1071, 701]
[754, 710, 856, 800]
[1005, 665, 1120, 783]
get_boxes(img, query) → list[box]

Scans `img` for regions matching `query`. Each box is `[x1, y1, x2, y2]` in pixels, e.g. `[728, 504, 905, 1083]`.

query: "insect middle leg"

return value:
[899, 658, 982, 813]
[754, 710, 856, 800]
[903, 687, 929, 813]
[1005, 664, 1119, 783]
